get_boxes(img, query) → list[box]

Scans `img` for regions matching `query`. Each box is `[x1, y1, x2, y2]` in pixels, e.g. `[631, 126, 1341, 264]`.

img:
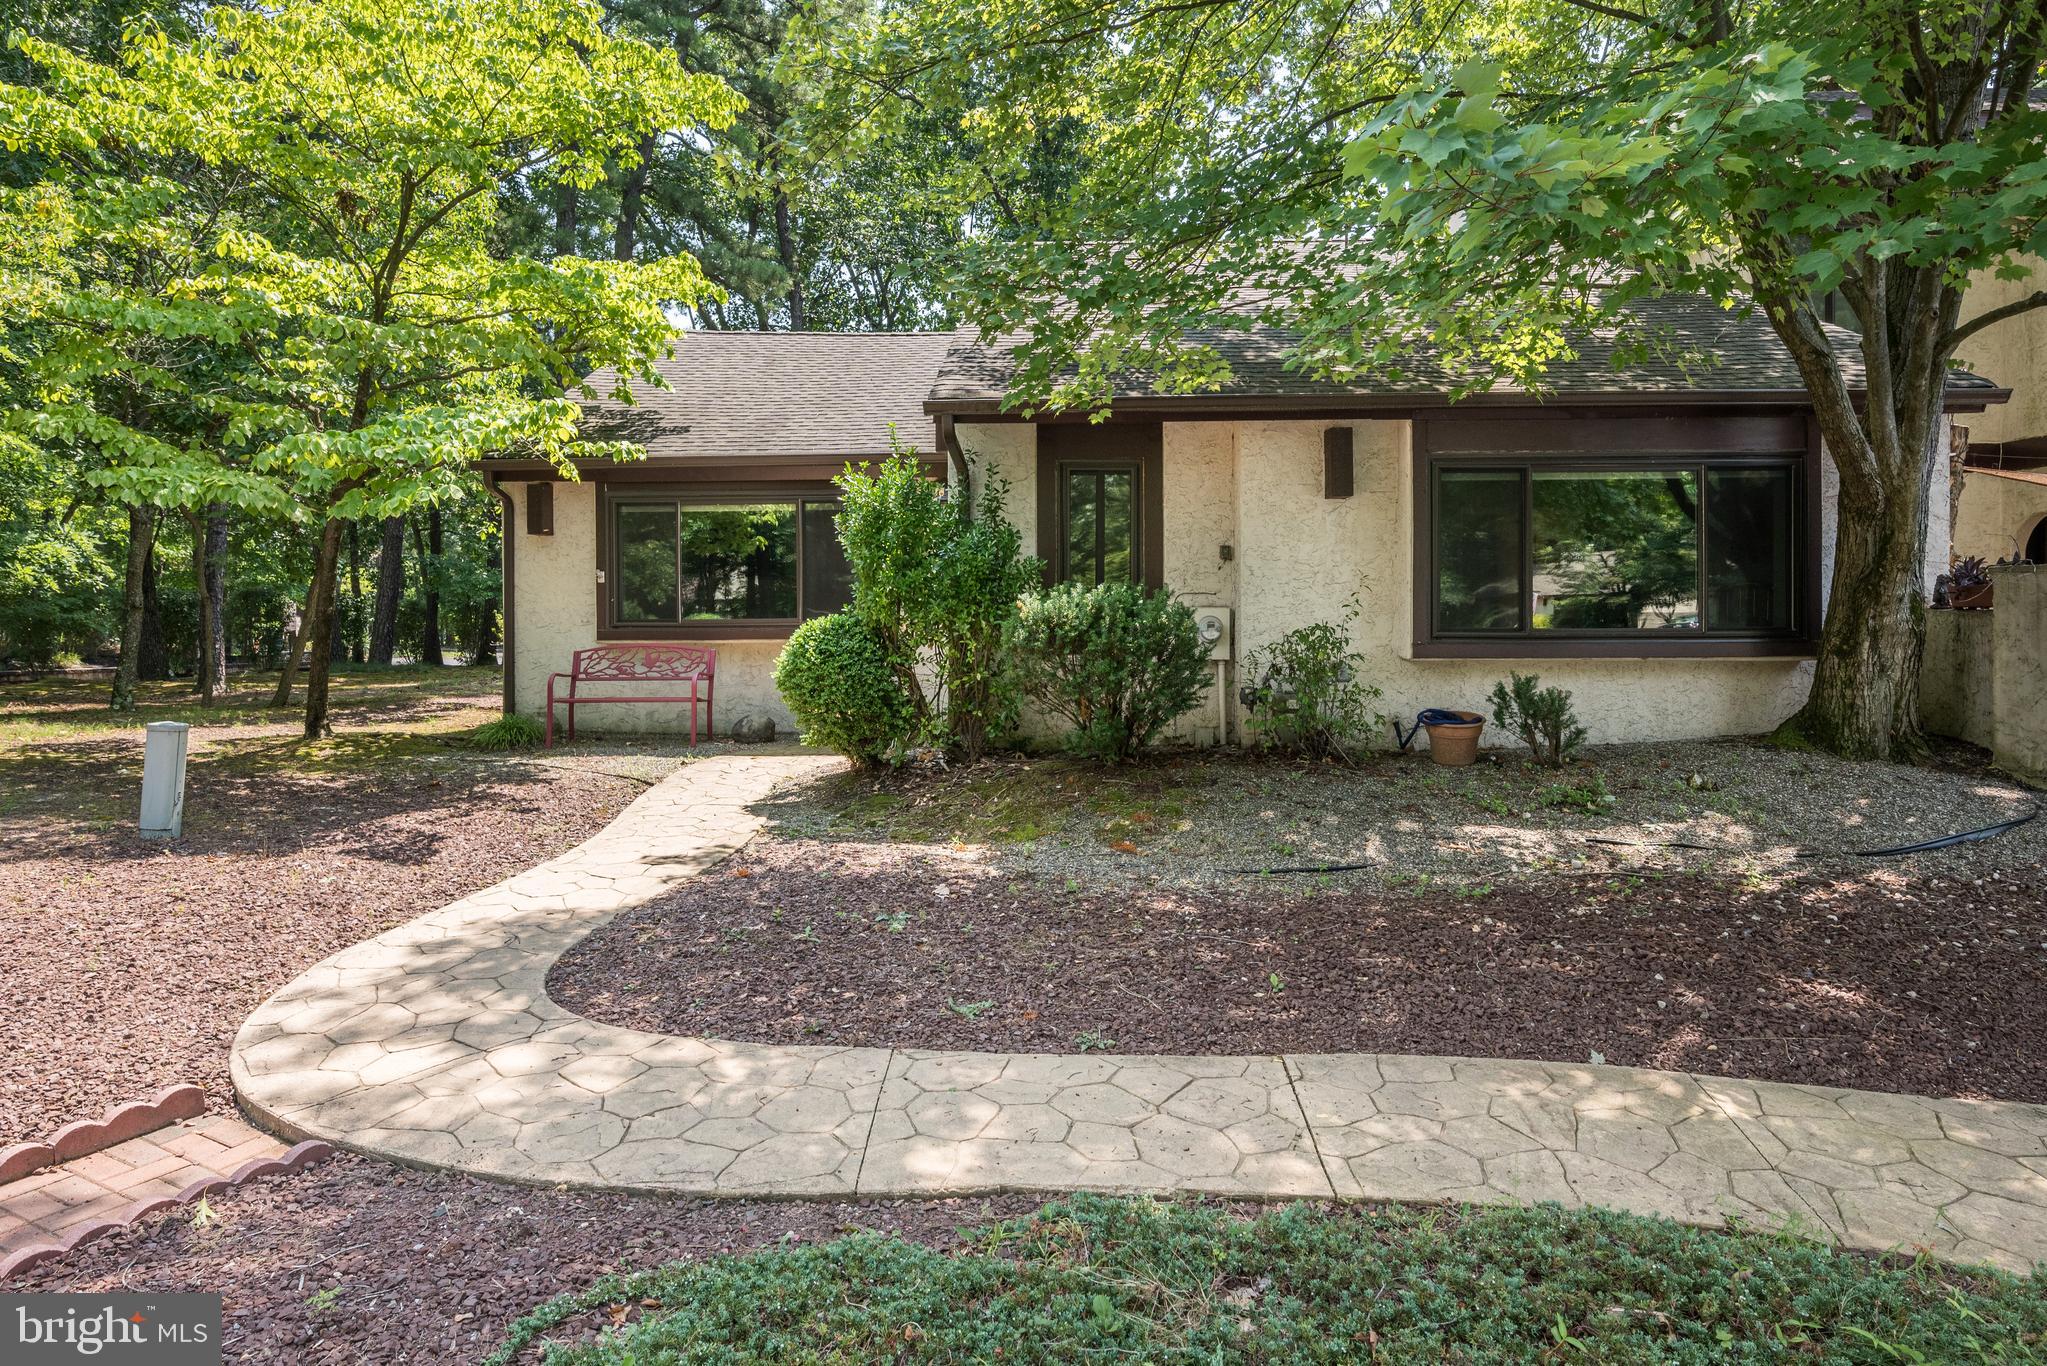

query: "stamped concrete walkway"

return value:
[233, 756, 2047, 1273]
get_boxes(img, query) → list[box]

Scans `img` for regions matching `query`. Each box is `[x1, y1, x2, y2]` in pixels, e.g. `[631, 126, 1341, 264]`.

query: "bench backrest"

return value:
[570, 644, 715, 682]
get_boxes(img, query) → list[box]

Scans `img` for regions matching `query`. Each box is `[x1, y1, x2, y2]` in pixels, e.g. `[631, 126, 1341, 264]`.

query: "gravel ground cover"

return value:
[761, 738, 2044, 890]
[0, 669, 670, 1143]
[11, 1152, 1035, 1363]
[553, 824, 2047, 1101]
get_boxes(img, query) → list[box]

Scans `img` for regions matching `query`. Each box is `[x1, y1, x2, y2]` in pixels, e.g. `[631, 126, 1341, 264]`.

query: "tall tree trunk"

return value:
[301, 517, 347, 738]
[412, 509, 445, 667]
[773, 185, 804, 330]
[368, 514, 404, 666]
[614, 133, 655, 261]
[469, 531, 500, 666]
[138, 531, 168, 681]
[192, 504, 229, 704]
[556, 180, 579, 258]
[347, 519, 364, 663]
[110, 504, 153, 711]
[270, 584, 309, 707]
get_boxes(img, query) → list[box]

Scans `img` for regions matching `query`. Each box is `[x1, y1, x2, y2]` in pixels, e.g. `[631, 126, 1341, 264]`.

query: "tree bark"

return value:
[270, 585, 308, 707]
[556, 180, 579, 258]
[347, 519, 365, 663]
[192, 504, 229, 704]
[110, 504, 153, 711]
[614, 132, 655, 262]
[138, 532, 168, 681]
[415, 507, 444, 667]
[774, 186, 804, 330]
[368, 514, 405, 666]
[301, 517, 347, 738]
[469, 530, 500, 665]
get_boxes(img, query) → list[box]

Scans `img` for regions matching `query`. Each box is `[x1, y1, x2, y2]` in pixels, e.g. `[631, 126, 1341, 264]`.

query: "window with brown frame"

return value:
[1426, 456, 1806, 646]
[1058, 464, 1140, 585]
[606, 495, 850, 633]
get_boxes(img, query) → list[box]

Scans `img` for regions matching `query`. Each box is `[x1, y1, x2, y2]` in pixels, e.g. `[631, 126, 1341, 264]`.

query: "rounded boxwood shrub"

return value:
[773, 611, 915, 766]
[1008, 581, 1211, 761]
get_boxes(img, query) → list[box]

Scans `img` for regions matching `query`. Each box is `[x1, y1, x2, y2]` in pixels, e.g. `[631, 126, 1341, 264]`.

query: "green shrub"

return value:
[466, 713, 543, 750]
[1489, 671, 1586, 768]
[487, 1194, 2047, 1365]
[773, 612, 915, 766]
[833, 446, 1038, 759]
[1241, 606, 1385, 761]
[1009, 581, 1210, 761]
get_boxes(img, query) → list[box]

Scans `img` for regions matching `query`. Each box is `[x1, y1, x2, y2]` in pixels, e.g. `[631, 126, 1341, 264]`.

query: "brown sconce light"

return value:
[526, 482, 554, 536]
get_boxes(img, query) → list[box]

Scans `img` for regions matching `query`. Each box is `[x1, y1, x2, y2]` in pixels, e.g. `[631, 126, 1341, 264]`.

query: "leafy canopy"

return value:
[2, 0, 744, 522]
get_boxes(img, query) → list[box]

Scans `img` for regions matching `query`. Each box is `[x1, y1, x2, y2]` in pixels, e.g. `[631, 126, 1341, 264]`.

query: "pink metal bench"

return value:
[545, 645, 716, 748]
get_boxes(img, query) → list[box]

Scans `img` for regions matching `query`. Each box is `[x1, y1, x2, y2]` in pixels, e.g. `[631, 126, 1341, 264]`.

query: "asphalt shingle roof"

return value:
[576, 330, 960, 460]
[569, 299, 2003, 462]
[925, 294, 2004, 409]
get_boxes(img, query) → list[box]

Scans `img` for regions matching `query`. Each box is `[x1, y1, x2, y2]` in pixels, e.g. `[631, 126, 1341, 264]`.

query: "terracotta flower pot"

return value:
[1949, 581, 1993, 610]
[1423, 711, 1486, 766]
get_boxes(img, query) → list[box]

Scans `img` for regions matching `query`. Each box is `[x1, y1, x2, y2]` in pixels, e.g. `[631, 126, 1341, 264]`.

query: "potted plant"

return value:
[1948, 555, 1994, 610]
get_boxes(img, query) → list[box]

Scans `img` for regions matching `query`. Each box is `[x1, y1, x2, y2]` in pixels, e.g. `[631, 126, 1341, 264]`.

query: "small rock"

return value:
[729, 714, 778, 743]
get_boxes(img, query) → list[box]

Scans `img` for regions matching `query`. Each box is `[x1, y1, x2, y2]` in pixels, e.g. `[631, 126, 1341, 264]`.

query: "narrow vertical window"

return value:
[1061, 467, 1138, 585]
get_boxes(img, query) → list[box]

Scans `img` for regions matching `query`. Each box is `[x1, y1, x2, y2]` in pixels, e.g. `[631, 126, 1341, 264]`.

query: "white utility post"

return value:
[139, 720, 190, 839]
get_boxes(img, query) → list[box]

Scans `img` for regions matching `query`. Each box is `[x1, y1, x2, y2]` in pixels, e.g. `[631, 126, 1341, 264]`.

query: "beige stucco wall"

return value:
[507, 411, 1963, 751]
[504, 479, 794, 738]
[1228, 420, 1830, 748]
[1956, 257, 2047, 448]
[1953, 468, 2047, 562]
[1922, 565, 2047, 781]
[1921, 609, 1996, 748]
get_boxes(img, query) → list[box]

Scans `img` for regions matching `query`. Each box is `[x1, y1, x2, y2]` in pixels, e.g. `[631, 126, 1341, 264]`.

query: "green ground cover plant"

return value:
[490, 1195, 2047, 1364]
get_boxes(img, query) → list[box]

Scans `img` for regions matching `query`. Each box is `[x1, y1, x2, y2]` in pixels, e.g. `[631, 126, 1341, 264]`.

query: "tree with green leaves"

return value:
[7, 0, 741, 734]
[823, 0, 2047, 760]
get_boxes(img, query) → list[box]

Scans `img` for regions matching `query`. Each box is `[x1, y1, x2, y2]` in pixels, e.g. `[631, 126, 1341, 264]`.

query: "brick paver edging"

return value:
[231, 755, 2047, 1274]
[0, 1084, 208, 1184]
[1, 1133, 332, 1281]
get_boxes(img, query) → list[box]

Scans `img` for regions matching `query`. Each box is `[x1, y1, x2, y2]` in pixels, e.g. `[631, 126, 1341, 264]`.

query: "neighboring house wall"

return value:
[1953, 468, 2047, 562]
[504, 479, 794, 737]
[1955, 258, 2047, 450]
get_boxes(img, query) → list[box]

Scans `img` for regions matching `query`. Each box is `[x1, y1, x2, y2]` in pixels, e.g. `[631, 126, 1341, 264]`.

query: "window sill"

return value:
[1411, 638, 1817, 661]
[599, 622, 797, 642]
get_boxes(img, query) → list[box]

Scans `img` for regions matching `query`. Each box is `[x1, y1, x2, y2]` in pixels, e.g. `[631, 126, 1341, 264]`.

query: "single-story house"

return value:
[478, 297, 2008, 747]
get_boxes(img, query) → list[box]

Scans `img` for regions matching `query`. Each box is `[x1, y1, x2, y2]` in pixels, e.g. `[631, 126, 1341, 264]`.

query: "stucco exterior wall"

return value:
[505, 410, 1958, 751]
[1921, 609, 1996, 748]
[1989, 565, 2047, 781]
[1954, 468, 2047, 562]
[504, 479, 794, 738]
[1228, 420, 1826, 747]
[1956, 258, 2047, 448]
[1922, 566, 2047, 782]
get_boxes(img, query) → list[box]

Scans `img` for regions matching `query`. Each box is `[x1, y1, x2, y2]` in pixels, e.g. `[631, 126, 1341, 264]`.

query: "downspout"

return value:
[936, 413, 971, 505]
[486, 472, 516, 716]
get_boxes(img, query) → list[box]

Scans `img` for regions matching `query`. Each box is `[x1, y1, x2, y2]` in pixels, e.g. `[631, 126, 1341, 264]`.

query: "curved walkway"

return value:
[233, 756, 2047, 1273]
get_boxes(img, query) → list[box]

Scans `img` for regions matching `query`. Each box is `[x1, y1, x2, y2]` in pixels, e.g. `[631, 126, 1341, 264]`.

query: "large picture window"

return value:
[608, 495, 850, 632]
[1059, 466, 1139, 585]
[1429, 458, 1804, 643]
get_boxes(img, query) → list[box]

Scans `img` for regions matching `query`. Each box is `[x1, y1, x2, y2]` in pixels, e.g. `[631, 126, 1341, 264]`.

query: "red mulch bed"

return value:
[551, 838, 2047, 1103]
[0, 755, 636, 1145]
[14, 1152, 1035, 1363]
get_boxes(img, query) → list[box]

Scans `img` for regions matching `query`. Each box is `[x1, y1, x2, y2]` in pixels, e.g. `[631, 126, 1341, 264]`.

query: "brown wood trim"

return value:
[477, 456, 947, 482]
[1411, 638, 1818, 660]
[1408, 414, 1822, 656]
[595, 484, 840, 641]
[486, 474, 516, 714]
[1034, 423, 1165, 589]
[926, 389, 2010, 419]
[1423, 413, 1806, 455]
